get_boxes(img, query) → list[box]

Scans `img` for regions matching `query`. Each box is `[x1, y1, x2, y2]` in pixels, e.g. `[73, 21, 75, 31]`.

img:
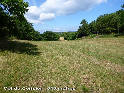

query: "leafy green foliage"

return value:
[59, 32, 77, 40]
[117, 9, 124, 34]
[77, 6, 124, 38]
[42, 31, 59, 41]
[95, 13, 120, 34]
[0, 7, 10, 39]
[77, 19, 90, 38]
[0, 0, 42, 41]
[0, 0, 28, 18]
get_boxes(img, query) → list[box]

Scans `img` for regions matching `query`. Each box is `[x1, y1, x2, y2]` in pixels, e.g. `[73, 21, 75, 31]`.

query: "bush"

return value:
[60, 32, 77, 40]
[42, 31, 59, 41]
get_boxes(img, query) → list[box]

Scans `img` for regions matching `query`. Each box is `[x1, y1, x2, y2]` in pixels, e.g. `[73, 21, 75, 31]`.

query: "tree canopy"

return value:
[77, 19, 89, 38]
[76, 6, 124, 38]
[0, 0, 41, 40]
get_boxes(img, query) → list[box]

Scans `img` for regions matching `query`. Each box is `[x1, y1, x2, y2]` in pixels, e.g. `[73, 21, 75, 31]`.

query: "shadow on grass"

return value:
[0, 40, 40, 55]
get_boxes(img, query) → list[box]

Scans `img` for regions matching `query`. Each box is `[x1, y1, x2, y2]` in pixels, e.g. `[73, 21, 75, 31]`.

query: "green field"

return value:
[0, 38, 124, 93]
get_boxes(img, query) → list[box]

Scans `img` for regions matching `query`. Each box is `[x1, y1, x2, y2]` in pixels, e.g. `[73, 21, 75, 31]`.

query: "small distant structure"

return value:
[59, 37, 65, 41]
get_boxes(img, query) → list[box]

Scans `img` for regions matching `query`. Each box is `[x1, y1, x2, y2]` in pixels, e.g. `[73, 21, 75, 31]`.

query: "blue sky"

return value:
[24, 0, 123, 33]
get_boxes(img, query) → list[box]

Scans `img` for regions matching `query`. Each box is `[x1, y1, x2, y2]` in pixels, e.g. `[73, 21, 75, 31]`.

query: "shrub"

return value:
[42, 31, 59, 41]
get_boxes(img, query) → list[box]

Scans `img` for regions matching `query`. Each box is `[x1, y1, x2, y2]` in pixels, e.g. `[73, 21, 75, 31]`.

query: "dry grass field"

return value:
[0, 38, 124, 93]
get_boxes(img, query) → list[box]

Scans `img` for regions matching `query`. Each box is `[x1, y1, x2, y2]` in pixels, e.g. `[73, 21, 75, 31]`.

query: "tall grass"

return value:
[0, 38, 124, 93]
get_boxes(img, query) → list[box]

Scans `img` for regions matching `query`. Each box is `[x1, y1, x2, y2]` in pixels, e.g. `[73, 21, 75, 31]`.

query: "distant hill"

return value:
[54, 31, 76, 34]
[68, 31, 77, 32]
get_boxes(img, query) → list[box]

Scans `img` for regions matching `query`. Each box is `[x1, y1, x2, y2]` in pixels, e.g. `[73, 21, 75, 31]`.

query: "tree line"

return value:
[60, 4, 124, 40]
[76, 7, 124, 38]
[41, 4, 124, 41]
[0, 1, 124, 41]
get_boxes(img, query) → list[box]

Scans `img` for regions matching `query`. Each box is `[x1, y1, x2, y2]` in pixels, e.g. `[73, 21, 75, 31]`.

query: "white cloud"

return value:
[39, 13, 55, 21]
[25, 6, 55, 23]
[25, 0, 107, 23]
[40, 0, 107, 15]
[28, 6, 40, 15]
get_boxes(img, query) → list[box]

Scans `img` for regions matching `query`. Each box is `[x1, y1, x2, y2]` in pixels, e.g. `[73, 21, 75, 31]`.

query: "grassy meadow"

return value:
[0, 38, 124, 93]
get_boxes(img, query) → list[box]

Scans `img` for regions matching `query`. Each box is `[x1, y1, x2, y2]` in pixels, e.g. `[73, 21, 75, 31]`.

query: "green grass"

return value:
[0, 38, 124, 93]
